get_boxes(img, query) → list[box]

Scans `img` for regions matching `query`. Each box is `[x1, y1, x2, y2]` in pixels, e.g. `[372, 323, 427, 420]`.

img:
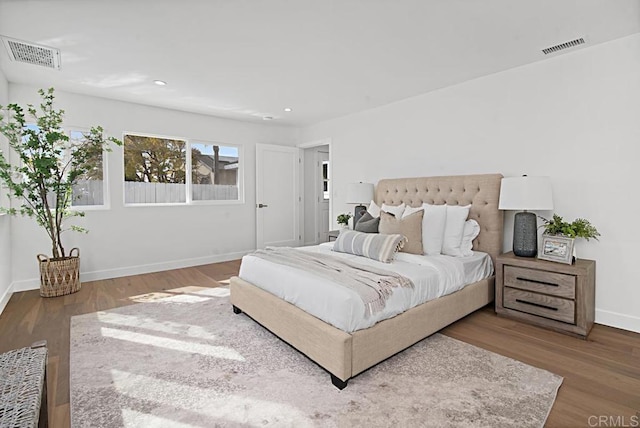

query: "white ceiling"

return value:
[0, 0, 639, 127]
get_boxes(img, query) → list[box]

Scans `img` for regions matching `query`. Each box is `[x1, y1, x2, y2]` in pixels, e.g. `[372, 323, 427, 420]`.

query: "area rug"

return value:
[70, 287, 562, 427]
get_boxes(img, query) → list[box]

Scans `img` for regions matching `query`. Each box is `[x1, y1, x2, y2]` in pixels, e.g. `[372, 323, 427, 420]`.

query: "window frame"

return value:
[67, 127, 112, 211]
[19, 124, 112, 210]
[322, 159, 330, 201]
[187, 140, 244, 206]
[122, 131, 244, 207]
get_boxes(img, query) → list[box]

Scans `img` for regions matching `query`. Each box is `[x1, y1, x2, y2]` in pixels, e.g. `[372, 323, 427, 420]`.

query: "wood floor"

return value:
[0, 261, 638, 427]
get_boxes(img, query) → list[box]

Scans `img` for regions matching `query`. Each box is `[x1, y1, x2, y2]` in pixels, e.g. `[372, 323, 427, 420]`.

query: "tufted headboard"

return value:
[375, 174, 503, 266]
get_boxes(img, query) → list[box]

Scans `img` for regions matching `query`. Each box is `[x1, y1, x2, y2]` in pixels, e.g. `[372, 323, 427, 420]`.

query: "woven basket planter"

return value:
[37, 248, 81, 298]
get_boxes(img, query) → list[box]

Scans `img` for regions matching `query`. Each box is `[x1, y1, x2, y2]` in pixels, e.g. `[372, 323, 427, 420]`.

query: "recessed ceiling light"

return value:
[262, 116, 274, 121]
[283, 107, 293, 112]
[153, 80, 167, 86]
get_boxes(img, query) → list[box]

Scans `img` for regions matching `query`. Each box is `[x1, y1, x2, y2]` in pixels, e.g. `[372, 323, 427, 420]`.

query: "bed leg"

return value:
[330, 374, 348, 390]
[232, 305, 242, 314]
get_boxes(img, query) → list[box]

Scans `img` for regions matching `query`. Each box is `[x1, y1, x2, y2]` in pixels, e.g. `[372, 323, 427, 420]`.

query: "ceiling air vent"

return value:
[542, 37, 585, 55]
[1, 36, 61, 69]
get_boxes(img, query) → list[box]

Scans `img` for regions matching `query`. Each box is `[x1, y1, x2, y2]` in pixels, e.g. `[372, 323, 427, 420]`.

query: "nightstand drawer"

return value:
[504, 265, 575, 299]
[503, 287, 575, 324]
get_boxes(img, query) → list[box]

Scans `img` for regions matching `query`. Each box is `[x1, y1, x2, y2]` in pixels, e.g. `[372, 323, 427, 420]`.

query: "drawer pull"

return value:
[515, 298, 558, 311]
[516, 277, 558, 287]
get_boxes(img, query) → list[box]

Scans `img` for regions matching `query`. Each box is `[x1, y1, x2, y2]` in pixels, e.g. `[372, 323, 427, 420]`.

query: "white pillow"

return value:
[402, 206, 424, 218]
[421, 204, 447, 255]
[457, 219, 481, 257]
[442, 205, 471, 256]
[367, 200, 381, 218]
[381, 202, 406, 218]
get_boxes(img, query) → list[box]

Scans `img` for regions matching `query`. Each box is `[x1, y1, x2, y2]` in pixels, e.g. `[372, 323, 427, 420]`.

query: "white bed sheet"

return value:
[238, 242, 493, 333]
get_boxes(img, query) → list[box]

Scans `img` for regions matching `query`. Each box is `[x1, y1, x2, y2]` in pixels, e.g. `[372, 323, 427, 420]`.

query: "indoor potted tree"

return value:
[0, 88, 121, 297]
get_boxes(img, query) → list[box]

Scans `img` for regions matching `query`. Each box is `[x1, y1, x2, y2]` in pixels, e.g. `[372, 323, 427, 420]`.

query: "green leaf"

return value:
[539, 214, 600, 241]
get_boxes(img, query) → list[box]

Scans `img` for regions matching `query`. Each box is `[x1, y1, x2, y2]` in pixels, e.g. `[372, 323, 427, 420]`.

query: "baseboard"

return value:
[596, 308, 640, 334]
[0, 282, 15, 316]
[11, 250, 252, 293]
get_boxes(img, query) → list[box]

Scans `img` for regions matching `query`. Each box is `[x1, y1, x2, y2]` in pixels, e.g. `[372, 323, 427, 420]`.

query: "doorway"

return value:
[302, 142, 331, 245]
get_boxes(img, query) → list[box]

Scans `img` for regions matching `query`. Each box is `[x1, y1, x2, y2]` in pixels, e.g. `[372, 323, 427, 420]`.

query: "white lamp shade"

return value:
[498, 176, 553, 210]
[346, 182, 374, 204]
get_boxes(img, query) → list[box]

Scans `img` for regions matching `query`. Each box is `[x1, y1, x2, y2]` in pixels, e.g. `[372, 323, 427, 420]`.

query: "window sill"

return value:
[71, 205, 110, 211]
[124, 200, 245, 208]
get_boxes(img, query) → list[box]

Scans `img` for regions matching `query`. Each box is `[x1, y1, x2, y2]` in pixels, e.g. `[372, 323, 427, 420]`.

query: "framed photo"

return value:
[539, 234, 575, 264]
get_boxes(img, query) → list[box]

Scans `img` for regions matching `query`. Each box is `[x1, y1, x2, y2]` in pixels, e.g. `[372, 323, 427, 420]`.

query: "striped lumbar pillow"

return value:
[332, 230, 406, 263]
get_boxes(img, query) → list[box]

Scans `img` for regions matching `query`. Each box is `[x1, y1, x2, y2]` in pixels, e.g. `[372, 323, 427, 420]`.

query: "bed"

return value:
[230, 173, 503, 389]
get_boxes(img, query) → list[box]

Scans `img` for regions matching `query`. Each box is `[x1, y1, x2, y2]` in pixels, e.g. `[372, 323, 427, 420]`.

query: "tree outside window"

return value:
[123, 134, 241, 204]
[70, 130, 106, 206]
[123, 134, 187, 204]
[22, 126, 108, 207]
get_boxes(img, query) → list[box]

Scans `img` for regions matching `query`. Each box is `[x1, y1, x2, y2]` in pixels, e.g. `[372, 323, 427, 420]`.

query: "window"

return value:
[123, 134, 187, 204]
[191, 143, 239, 201]
[25, 125, 108, 207]
[322, 160, 330, 200]
[123, 133, 242, 204]
[69, 130, 107, 206]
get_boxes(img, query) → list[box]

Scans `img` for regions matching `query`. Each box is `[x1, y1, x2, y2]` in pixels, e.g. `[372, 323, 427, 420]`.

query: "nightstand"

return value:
[495, 252, 595, 338]
[328, 230, 340, 241]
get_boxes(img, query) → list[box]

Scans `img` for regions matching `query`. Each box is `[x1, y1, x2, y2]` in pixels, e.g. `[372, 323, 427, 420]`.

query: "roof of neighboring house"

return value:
[197, 155, 238, 171]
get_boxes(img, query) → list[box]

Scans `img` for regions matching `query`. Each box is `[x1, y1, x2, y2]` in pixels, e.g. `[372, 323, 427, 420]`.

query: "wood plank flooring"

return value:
[0, 260, 638, 427]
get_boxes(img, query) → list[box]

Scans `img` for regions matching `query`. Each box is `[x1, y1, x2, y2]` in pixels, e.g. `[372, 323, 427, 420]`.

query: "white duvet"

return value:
[239, 242, 493, 333]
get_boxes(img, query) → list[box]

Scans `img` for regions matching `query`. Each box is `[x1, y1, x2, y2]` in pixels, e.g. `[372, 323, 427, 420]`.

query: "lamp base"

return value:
[353, 205, 367, 228]
[513, 211, 537, 257]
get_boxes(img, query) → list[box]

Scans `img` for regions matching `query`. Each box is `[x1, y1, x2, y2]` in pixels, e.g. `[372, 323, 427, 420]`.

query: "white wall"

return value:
[8, 85, 300, 289]
[301, 34, 640, 333]
[0, 68, 11, 312]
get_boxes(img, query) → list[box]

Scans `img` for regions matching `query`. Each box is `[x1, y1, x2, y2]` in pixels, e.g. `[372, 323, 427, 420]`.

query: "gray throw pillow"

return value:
[333, 230, 406, 263]
[355, 211, 380, 233]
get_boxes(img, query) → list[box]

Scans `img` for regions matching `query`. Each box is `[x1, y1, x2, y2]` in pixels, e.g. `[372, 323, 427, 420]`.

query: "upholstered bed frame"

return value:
[230, 173, 503, 389]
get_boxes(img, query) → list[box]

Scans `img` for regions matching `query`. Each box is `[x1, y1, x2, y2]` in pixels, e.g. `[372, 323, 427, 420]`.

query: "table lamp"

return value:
[498, 176, 553, 257]
[347, 182, 374, 227]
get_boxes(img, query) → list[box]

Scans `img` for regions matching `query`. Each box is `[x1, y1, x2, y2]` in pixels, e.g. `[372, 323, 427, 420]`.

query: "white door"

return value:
[256, 144, 301, 249]
[317, 150, 330, 242]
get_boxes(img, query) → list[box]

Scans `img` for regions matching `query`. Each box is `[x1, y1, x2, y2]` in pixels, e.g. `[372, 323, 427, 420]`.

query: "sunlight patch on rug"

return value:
[191, 287, 230, 297]
[100, 327, 245, 361]
[127, 292, 176, 303]
[97, 311, 216, 340]
[121, 409, 195, 428]
[153, 294, 211, 304]
[126, 286, 229, 304]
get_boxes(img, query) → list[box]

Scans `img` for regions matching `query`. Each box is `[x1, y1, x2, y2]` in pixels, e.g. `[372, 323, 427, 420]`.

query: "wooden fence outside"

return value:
[71, 180, 239, 205]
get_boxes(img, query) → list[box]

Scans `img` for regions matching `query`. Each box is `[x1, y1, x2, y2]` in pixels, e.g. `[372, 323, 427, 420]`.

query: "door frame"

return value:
[298, 138, 332, 245]
[255, 143, 301, 249]
[316, 149, 330, 244]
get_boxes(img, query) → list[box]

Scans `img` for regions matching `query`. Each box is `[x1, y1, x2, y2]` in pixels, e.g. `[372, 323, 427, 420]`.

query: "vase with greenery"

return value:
[539, 214, 601, 241]
[337, 213, 352, 228]
[0, 88, 121, 296]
